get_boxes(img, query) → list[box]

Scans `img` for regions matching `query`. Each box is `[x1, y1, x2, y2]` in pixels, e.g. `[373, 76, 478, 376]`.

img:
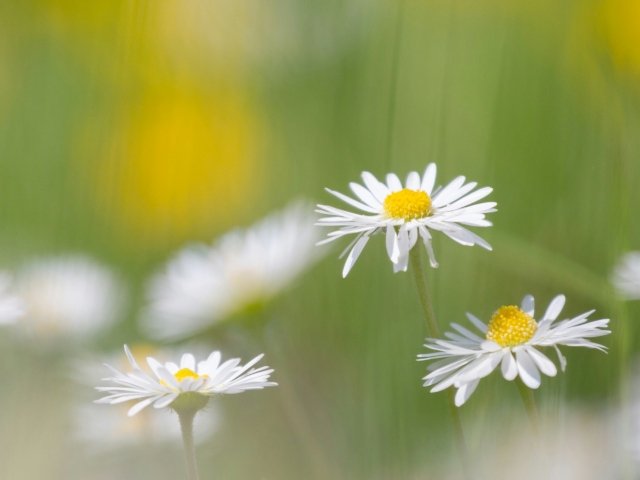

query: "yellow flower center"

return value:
[160, 368, 209, 386]
[485, 306, 538, 348]
[383, 189, 432, 221]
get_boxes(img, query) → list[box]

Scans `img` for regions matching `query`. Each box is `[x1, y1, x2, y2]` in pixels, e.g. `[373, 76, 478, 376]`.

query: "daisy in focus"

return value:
[611, 251, 640, 300]
[418, 295, 610, 406]
[95, 345, 277, 416]
[14, 256, 125, 342]
[316, 163, 496, 277]
[141, 201, 323, 340]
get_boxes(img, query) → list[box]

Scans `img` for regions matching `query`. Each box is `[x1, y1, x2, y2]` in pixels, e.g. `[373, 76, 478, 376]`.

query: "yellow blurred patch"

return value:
[95, 87, 264, 247]
[599, 0, 640, 76]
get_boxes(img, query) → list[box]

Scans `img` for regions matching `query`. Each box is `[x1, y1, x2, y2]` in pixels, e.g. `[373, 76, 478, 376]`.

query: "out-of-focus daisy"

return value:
[611, 251, 640, 300]
[76, 344, 219, 450]
[140, 201, 323, 340]
[95, 345, 277, 416]
[418, 295, 610, 406]
[316, 163, 496, 277]
[0, 273, 25, 325]
[14, 256, 125, 342]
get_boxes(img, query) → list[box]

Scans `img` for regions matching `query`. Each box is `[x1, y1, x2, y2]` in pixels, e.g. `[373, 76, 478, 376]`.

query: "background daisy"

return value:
[140, 201, 323, 340]
[612, 251, 640, 300]
[13, 256, 125, 343]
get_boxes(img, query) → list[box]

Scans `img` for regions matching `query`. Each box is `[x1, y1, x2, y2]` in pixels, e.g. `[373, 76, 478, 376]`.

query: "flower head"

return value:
[95, 345, 277, 416]
[418, 295, 610, 406]
[76, 344, 219, 450]
[15, 256, 124, 342]
[611, 251, 640, 300]
[316, 164, 496, 276]
[140, 201, 323, 340]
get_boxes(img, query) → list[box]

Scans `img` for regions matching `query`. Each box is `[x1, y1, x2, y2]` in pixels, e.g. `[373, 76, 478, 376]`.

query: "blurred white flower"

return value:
[612, 251, 640, 300]
[418, 295, 610, 406]
[0, 273, 25, 325]
[435, 410, 623, 480]
[316, 163, 496, 277]
[75, 344, 219, 450]
[95, 345, 277, 416]
[15, 256, 125, 342]
[141, 201, 323, 340]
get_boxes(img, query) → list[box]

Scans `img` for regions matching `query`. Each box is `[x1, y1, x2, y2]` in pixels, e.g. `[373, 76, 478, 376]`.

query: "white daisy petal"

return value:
[421, 163, 437, 194]
[406, 171, 421, 190]
[361, 172, 390, 203]
[521, 295, 535, 317]
[181, 354, 196, 371]
[465, 313, 488, 334]
[455, 379, 480, 407]
[342, 235, 370, 277]
[431, 176, 466, 207]
[386, 227, 400, 263]
[525, 347, 557, 377]
[515, 349, 541, 389]
[541, 295, 566, 323]
[350, 182, 383, 209]
[386, 173, 403, 192]
[501, 352, 518, 381]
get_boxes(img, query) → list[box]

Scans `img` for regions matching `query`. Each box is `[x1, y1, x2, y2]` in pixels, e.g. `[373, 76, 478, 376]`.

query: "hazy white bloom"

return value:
[95, 345, 277, 416]
[0, 273, 25, 325]
[612, 251, 640, 300]
[15, 256, 125, 341]
[316, 163, 496, 277]
[141, 201, 323, 340]
[419, 295, 610, 406]
[436, 410, 622, 480]
[76, 345, 219, 450]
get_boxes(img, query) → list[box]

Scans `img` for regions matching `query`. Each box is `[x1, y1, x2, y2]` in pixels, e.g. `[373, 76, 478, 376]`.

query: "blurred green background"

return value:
[0, 0, 639, 478]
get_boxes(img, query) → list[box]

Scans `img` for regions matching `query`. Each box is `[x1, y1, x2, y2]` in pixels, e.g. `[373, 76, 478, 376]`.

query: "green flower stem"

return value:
[409, 246, 471, 478]
[384, 0, 405, 170]
[177, 409, 201, 480]
[514, 377, 540, 438]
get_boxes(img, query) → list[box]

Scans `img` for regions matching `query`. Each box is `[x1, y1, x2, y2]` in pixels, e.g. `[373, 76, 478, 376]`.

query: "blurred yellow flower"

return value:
[99, 88, 264, 246]
[599, 0, 640, 76]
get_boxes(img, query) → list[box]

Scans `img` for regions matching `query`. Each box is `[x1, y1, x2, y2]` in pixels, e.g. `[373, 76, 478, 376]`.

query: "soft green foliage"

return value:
[0, 0, 637, 479]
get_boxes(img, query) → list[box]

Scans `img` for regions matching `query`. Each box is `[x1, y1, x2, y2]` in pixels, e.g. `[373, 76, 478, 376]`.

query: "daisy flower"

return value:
[14, 256, 125, 342]
[141, 201, 323, 340]
[0, 273, 25, 325]
[611, 251, 640, 300]
[316, 163, 496, 277]
[95, 345, 277, 417]
[418, 295, 610, 406]
[75, 344, 219, 450]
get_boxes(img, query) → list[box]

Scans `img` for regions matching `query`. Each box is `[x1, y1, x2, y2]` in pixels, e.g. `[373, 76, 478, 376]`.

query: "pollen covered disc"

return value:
[486, 305, 538, 348]
[383, 189, 432, 221]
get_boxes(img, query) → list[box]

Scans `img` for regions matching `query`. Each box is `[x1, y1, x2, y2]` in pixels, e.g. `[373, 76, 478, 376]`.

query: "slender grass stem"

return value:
[409, 246, 471, 479]
[178, 410, 201, 480]
[514, 378, 540, 437]
[384, 0, 405, 170]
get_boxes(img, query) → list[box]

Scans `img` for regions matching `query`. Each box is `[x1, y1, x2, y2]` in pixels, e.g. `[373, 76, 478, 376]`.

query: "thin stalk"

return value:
[515, 378, 540, 438]
[409, 246, 471, 478]
[178, 410, 200, 480]
[384, 0, 405, 170]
